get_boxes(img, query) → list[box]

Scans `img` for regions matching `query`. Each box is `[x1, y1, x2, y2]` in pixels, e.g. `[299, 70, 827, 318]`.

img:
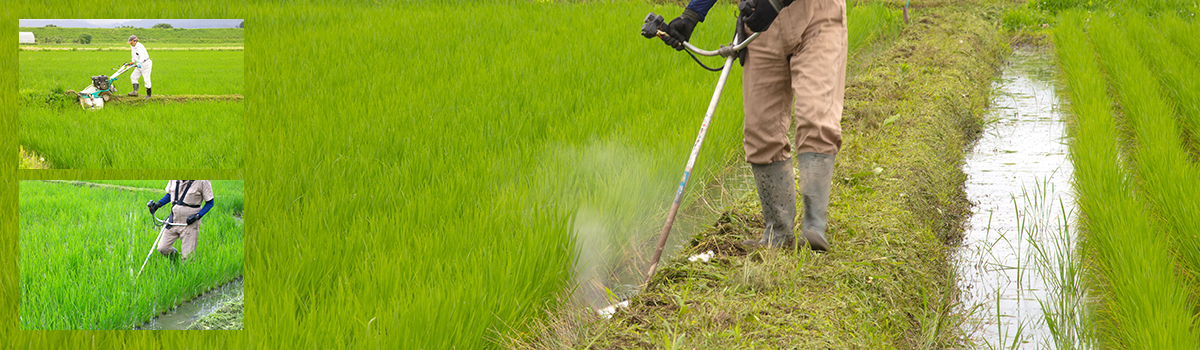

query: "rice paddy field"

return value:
[18, 180, 244, 330]
[12, 0, 1200, 348]
[1052, 4, 1200, 349]
[18, 42, 243, 169]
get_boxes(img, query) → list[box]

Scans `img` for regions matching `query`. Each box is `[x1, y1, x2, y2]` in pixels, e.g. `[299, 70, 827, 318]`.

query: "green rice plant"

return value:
[848, 1, 903, 55]
[1127, 13, 1200, 155]
[1055, 10, 1200, 349]
[19, 50, 243, 95]
[1156, 12, 1200, 76]
[19, 101, 243, 169]
[19, 180, 244, 329]
[1094, 10, 1200, 289]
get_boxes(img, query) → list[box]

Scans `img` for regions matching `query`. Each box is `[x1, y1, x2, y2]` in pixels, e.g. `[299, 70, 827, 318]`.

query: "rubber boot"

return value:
[742, 159, 797, 249]
[127, 83, 139, 97]
[796, 152, 835, 252]
[145, 87, 151, 98]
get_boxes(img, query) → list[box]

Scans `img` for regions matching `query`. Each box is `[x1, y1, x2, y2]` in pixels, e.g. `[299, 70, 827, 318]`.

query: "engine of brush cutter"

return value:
[91, 75, 111, 91]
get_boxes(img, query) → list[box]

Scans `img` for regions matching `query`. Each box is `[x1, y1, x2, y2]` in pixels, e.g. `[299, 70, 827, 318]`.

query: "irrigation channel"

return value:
[956, 48, 1075, 347]
[135, 276, 243, 330]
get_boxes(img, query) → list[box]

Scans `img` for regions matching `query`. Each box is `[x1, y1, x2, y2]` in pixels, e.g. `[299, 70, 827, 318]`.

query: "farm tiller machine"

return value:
[71, 62, 136, 109]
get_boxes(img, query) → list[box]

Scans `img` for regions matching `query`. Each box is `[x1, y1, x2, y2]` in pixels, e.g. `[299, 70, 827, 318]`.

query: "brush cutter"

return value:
[640, 13, 759, 285]
[75, 63, 135, 109]
[135, 205, 186, 280]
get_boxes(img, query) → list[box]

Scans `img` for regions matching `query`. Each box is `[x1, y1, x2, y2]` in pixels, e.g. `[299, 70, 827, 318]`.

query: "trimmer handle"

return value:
[642, 12, 667, 39]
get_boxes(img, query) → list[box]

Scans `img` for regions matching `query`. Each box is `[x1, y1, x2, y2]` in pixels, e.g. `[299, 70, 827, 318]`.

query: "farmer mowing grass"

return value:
[17, 18, 243, 169]
[19, 180, 244, 330]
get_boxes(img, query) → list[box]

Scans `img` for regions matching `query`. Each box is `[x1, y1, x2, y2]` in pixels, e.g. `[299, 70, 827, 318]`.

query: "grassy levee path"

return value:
[543, 3, 1008, 348]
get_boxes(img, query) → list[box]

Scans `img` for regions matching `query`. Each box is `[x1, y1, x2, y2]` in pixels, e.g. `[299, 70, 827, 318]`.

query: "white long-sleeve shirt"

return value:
[130, 42, 150, 64]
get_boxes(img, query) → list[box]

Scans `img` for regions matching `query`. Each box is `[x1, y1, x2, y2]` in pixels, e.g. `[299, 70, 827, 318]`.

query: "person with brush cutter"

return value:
[146, 180, 215, 261]
[660, 0, 847, 251]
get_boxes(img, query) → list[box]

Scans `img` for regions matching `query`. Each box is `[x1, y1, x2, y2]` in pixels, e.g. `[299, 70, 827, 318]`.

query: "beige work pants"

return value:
[157, 213, 200, 259]
[742, 0, 848, 164]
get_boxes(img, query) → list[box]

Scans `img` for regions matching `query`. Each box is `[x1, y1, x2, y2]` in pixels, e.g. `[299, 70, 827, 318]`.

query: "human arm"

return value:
[660, 0, 717, 50]
[186, 199, 214, 225]
[146, 193, 169, 214]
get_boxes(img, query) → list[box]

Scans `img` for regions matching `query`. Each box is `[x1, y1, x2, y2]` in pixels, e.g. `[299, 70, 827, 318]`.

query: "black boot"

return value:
[796, 153, 836, 252]
[742, 159, 797, 249]
[127, 83, 139, 97]
[146, 87, 152, 98]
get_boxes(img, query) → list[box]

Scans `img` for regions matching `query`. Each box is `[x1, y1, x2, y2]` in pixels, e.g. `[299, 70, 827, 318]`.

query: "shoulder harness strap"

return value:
[173, 180, 202, 208]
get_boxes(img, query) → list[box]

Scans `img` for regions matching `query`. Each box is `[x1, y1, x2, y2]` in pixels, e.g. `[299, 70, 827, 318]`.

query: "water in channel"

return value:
[136, 276, 243, 330]
[957, 48, 1076, 348]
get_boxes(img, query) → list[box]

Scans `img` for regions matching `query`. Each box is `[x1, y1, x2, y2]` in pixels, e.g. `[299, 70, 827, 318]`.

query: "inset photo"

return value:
[18, 19, 244, 169]
[19, 180, 245, 330]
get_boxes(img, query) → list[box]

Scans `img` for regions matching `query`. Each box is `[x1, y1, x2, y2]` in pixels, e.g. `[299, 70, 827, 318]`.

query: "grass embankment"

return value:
[1053, 9, 1200, 348]
[19, 180, 244, 329]
[522, 3, 1008, 348]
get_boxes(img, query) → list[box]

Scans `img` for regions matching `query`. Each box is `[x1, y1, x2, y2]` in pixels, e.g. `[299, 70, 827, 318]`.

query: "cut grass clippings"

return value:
[519, 3, 1008, 349]
[187, 297, 245, 330]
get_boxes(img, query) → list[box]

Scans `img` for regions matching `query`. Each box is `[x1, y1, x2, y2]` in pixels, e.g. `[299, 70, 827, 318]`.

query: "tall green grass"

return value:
[19, 180, 244, 329]
[1055, 10, 1200, 349]
[19, 50, 243, 95]
[848, 1, 903, 55]
[20, 101, 244, 169]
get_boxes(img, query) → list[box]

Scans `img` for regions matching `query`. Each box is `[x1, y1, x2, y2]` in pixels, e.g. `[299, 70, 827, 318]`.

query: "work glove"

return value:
[660, 9, 703, 51]
[186, 213, 202, 225]
[739, 0, 792, 33]
[147, 200, 164, 215]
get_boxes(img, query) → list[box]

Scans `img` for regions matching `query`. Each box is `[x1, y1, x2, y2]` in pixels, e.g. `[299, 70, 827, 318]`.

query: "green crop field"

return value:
[20, 27, 243, 45]
[2, 0, 900, 348]
[19, 180, 244, 330]
[1054, 6, 1200, 348]
[20, 101, 243, 169]
[20, 50, 243, 95]
[19, 48, 243, 169]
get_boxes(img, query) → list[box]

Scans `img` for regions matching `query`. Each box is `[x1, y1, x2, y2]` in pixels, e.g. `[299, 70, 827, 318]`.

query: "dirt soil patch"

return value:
[510, 2, 1009, 349]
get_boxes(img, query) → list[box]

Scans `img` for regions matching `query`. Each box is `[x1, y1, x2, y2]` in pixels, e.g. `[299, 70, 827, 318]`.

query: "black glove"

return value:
[147, 200, 164, 215]
[660, 9, 703, 51]
[740, 0, 790, 33]
[186, 213, 202, 225]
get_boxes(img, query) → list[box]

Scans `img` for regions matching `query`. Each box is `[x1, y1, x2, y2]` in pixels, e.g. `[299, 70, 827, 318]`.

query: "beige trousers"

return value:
[158, 212, 200, 259]
[742, 0, 848, 164]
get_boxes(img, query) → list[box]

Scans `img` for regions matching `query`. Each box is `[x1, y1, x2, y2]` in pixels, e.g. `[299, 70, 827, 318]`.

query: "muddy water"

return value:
[957, 48, 1075, 347]
[136, 276, 243, 330]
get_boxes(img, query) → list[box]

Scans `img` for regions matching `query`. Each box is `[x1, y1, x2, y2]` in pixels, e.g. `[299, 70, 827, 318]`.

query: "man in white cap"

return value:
[125, 35, 153, 98]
